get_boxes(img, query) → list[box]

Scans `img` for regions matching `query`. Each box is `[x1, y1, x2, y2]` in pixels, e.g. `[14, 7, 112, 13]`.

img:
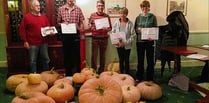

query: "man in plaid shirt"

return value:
[57, 0, 85, 76]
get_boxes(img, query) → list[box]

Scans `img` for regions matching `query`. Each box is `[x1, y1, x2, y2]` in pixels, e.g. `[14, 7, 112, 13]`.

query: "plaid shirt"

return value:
[57, 4, 85, 28]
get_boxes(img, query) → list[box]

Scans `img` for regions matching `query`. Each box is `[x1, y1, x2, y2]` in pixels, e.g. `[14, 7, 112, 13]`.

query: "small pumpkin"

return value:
[81, 67, 95, 76]
[79, 76, 123, 103]
[41, 68, 60, 87]
[6, 74, 28, 92]
[54, 77, 73, 85]
[99, 71, 119, 78]
[28, 73, 42, 85]
[72, 73, 86, 84]
[47, 83, 75, 103]
[11, 92, 55, 103]
[112, 74, 135, 86]
[106, 61, 120, 73]
[15, 81, 48, 96]
[137, 81, 162, 100]
[122, 85, 141, 103]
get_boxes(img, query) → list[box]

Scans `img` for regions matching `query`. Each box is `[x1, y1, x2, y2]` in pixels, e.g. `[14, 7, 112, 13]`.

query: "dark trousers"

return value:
[136, 41, 155, 81]
[62, 34, 80, 76]
[117, 47, 131, 74]
[200, 61, 209, 82]
[91, 38, 108, 73]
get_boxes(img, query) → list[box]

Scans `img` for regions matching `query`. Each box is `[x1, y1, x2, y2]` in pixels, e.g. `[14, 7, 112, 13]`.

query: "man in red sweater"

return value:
[19, 0, 51, 73]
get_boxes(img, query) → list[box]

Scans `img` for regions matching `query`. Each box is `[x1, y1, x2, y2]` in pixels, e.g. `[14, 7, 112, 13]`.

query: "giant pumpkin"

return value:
[78, 76, 123, 103]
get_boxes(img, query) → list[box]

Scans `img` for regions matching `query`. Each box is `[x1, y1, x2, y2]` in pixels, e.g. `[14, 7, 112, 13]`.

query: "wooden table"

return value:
[161, 46, 209, 103]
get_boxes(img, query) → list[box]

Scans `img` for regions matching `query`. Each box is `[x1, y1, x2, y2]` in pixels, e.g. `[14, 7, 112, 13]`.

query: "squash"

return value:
[100, 71, 119, 78]
[40, 69, 60, 87]
[6, 74, 28, 92]
[122, 85, 141, 103]
[137, 81, 162, 100]
[54, 77, 73, 85]
[112, 74, 135, 86]
[47, 83, 74, 103]
[72, 73, 86, 84]
[106, 61, 120, 73]
[11, 92, 55, 103]
[79, 76, 123, 103]
[15, 81, 48, 96]
[28, 73, 42, 85]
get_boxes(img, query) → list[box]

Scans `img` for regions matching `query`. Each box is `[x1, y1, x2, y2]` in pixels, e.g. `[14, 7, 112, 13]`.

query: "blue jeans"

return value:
[29, 43, 50, 72]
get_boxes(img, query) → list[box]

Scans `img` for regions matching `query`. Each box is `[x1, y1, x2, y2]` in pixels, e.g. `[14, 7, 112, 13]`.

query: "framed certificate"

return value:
[94, 18, 110, 30]
[141, 27, 159, 40]
[61, 23, 77, 34]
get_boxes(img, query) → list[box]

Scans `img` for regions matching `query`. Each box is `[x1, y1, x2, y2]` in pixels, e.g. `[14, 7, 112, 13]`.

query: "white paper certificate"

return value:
[61, 23, 77, 34]
[141, 27, 159, 40]
[41, 26, 58, 37]
[110, 32, 126, 44]
[94, 18, 110, 30]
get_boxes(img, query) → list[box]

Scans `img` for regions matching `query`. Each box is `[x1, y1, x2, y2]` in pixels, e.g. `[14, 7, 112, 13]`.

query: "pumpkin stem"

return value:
[50, 67, 55, 72]
[122, 76, 126, 80]
[127, 86, 131, 91]
[58, 83, 65, 89]
[96, 85, 105, 95]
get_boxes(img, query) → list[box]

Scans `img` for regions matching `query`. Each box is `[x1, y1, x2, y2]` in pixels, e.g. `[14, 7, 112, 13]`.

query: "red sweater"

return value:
[19, 13, 50, 45]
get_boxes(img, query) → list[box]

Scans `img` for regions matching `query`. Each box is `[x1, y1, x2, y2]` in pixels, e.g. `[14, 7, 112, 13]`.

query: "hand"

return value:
[148, 37, 153, 41]
[24, 42, 30, 49]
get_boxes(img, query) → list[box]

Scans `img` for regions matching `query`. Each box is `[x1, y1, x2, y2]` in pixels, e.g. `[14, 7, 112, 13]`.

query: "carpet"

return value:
[0, 66, 204, 103]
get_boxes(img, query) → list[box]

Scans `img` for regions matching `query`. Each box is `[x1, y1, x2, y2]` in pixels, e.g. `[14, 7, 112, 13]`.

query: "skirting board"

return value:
[0, 60, 205, 69]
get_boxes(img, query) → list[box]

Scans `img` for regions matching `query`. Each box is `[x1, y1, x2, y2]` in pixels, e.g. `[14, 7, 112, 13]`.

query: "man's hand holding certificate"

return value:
[141, 27, 159, 40]
[94, 18, 110, 30]
[110, 32, 126, 45]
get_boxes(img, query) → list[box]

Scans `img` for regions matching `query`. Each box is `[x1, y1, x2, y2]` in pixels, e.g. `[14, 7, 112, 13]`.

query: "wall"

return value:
[0, 0, 208, 68]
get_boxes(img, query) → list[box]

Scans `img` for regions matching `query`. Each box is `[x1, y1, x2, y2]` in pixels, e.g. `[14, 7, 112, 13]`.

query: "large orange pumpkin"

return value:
[122, 85, 141, 103]
[99, 71, 119, 78]
[47, 83, 75, 103]
[11, 92, 55, 103]
[78, 76, 123, 103]
[137, 81, 162, 100]
[15, 81, 48, 96]
[6, 74, 28, 92]
[112, 74, 135, 86]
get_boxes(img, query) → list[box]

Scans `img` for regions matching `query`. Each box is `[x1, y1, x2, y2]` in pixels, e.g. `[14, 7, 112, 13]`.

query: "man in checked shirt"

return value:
[57, 0, 85, 76]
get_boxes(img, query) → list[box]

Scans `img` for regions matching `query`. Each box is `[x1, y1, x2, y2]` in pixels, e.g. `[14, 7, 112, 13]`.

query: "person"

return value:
[57, 0, 85, 76]
[134, 0, 157, 81]
[112, 7, 135, 74]
[19, 0, 51, 73]
[89, 0, 112, 74]
[200, 61, 209, 82]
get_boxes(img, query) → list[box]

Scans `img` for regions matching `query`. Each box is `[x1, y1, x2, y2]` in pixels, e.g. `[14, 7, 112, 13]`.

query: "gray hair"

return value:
[29, 0, 39, 7]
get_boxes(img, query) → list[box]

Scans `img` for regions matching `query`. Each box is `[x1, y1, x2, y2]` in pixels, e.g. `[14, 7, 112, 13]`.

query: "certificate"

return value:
[94, 18, 110, 30]
[41, 26, 57, 37]
[61, 23, 77, 34]
[141, 27, 159, 40]
[110, 32, 126, 44]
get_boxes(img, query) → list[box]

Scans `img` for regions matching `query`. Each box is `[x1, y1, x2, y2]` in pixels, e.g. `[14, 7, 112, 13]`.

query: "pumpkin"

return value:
[15, 81, 48, 96]
[85, 73, 97, 80]
[54, 77, 73, 85]
[122, 85, 141, 103]
[137, 81, 162, 100]
[78, 76, 123, 103]
[40, 69, 60, 87]
[81, 67, 95, 76]
[99, 71, 119, 78]
[72, 73, 86, 84]
[106, 61, 120, 73]
[11, 92, 55, 103]
[28, 73, 42, 85]
[47, 83, 74, 103]
[112, 74, 135, 86]
[6, 74, 28, 92]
